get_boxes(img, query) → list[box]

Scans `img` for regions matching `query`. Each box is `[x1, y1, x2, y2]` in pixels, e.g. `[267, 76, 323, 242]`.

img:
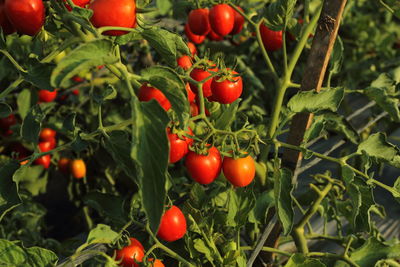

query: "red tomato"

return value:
[63, 0, 90, 11]
[209, 4, 235, 37]
[222, 155, 255, 187]
[187, 42, 197, 56]
[39, 128, 56, 141]
[38, 89, 58, 103]
[0, 1, 15, 34]
[0, 114, 16, 130]
[231, 6, 244, 35]
[188, 8, 210, 36]
[34, 154, 51, 169]
[157, 205, 187, 242]
[72, 89, 80, 95]
[58, 157, 71, 174]
[71, 76, 84, 83]
[115, 238, 144, 267]
[138, 83, 171, 111]
[4, 0, 45, 36]
[38, 139, 56, 152]
[211, 69, 243, 104]
[148, 259, 165, 267]
[190, 102, 199, 117]
[168, 127, 193, 164]
[186, 83, 196, 103]
[190, 66, 218, 98]
[70, 159, 86, 179]
[207, 28, 223, 41]
[185, 146, 222, 184]
[260, 23, 283, 51]
[184, 24, 206, 45]
[89, 0, 136, 36]
[177, 55, 192, 70]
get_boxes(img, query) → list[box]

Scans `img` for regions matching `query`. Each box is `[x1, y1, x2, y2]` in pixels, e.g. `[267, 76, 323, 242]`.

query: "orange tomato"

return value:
[222, 154, 255, 187]
[70, 159, 86, 179]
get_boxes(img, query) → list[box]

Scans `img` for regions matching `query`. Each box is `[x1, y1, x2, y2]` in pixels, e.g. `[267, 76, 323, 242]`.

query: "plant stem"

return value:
[0, 77, 24, 99]
[255, 21, 278, 81]
[307, 252, 360, 267]
[241, 246, 291, 257]
[0, 50, 27, 73]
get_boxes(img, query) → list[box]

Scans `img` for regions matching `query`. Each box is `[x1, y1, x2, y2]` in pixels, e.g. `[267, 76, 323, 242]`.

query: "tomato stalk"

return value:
[0, 50, 27, 73]
[0, 77, 24, 99]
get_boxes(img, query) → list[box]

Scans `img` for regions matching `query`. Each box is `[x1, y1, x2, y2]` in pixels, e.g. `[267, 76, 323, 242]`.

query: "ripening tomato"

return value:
[148, 259, 165, 267]
[260, 23, 283, 51]
[190, 65, 219, 98]
[38, 140, 55, 152]
[70, 159, 86, 179]
[58, 157, 70, 174]
[186, 83, 195, 103]
[231, 6, 244, 35]
[207, 28, 223, 41]
[184, 24, 206, 45]
[39, 128, 56, 141]
[38, 89, 58, 103]
[188, 8, 210, 36]
[34, 154, 51, 169]
[209, 4, 235, 37]
[190, 102, 199, 117]
[0, 1, 15, 34]
[4, 0, 45, 36]
[89, 0, 136, 36]
[177, 55, 192, 70]
[185, 146, 222, 184]
[115, 238, 144, 267]
[138, 84, 171, 111]
[223, 154, 255, 187]
[0, 114, 16, 130]
[157, 205, 187, 242]
[211, 69, 243, 104]
[168, 127, 193, 164]
[63, 0, 90, 11]
[187, 42, 197, 56]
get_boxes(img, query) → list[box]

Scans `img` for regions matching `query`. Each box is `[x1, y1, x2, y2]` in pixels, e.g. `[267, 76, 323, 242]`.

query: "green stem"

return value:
[0, 77, 24, 99]
[83, 206, 93, 230]
[0, 50, 27, 73]
[40, 38, 80, 63]
[255, 20, 278, 80]
[307, 252, 360, 267]
[241, 246, 291, 257]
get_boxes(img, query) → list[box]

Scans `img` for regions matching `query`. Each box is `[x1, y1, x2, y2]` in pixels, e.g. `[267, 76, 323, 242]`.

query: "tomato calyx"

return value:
[213, 68, 241, 83]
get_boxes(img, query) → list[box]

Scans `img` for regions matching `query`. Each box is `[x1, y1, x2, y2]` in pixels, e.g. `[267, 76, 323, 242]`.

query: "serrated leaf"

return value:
[284, 254, 326, 267]
[274, 167, 294, 235]
[263, 0, 297, 30]
[365, 86, 400, 122]
[288, 87, 344, 113]
[193, 239, 214, 263]
[215, 100, 239, 130]
[0, 161, 21, 222]
[23, 61, 54, 91]
[321, 111, 359, 144]
[51, 39, 117, 88]
[16, 89, 33, 119]
[357, 133, 400, 168]
[329, 37, 344, 74]
[0, 102, 11, 118]
[86, 224, 119, 245]
[20, 105, 44, 144]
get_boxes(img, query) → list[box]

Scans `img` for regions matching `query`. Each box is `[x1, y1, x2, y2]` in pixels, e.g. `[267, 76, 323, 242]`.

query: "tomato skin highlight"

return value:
[168, 127, 193, 164]
[190, 66, 218, 98]
[58, 157, 71, 174]
[138, 84, 171, 111]
[34, 154, 51, 169]
[4, 0, 45, 36]
[184, 24, 206, 45]
[115, 238, 144, 267]
[211, 70, 243, 104]
[157, 205, 187, 242]
[0, 1, 15, 34]
[70, 159, 86, 179]
[222, 155, 255, 187]
[260, 23, 283, 51]
[38, 89, 58, 103]
[231, 6, 245, 35]
[188, 8, 210, 36]
[185, 146, 222, 185]
[209, 4, 235, 37]
[177, 55, 192, 70]
[89, 0, 136, 36]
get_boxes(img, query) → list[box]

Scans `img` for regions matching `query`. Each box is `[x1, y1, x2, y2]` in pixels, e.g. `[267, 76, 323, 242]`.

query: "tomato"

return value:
[148, 259, 165, 267]
[71, 76, 84, 83]
[115, 238, 144, 267]
[177, 55, 192, 70]
[4, 0, 45, 36]
[8, 142, 29, 160]
[63, 0, 90, 11]
[231, 6, 244, 35]
[211, 69, 243, 104]
[168, 127, 193, 164]
[209, 4, 235, 37]
[190, 65, 219, 98]
[70, 159, 86, 179]
[187, 42, 197, 56]
[185, 146, 222, 185]
[157, 205, 187, 242]
[222, 154, 255, 187]
[89, 0, 136, 36]
[38, 139, 55, 152]
[72, 89, 80, 95]
[0, 114, 16, 130]
[39, 128, 56, 141]
[184, 24, 206, 45]
[207, 28, 223, 41]
[260, 23, 283, 51]
[0, 1, 15, 34]
[58, 157, 70, 174]
[38, 89, 58, 103]
[186, 83, 196, 103]
[188, 8, 210, 36]
[138, 83, 171, 111]
[34, 154, 51, 169]
[190, 102, 199, 117]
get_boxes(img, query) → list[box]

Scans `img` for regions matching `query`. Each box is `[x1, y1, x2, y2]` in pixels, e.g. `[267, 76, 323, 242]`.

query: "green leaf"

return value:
[393, 177, 400, 203]
[274, 167, 294, 235]
[0, 161, 21, 222]
[284, 254, 326, 267]
[253, 190, 274, 223]
[193, 239, 214, 263]
[23, 61, 54, 91]
[0, 102, 11, 118]
[84, 192, 128, 225]
[141, 27, 190, 66]
[357, 133, 400, 168]
[156, 0, 172, 15]
[13, 165, 47, 196]
[51, 39, 117, 88]
[288, 87, 345, 113]
[62, 113, 76, 133]
[93, 84, 117, 104]
[16, 89, 33, 119]
[115, 31, 142, 46]
[329, 37, 344, 75]
[20, 105, 44, 144]
[263, 0, 297, 30]
[70, 134, 89, 153]
[365, 86, 400, 122]
[215, 100, 240, 130]
[320, 111, 359, 144]
[141, 66, 189, 126]
[86, 224, 119, 245]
